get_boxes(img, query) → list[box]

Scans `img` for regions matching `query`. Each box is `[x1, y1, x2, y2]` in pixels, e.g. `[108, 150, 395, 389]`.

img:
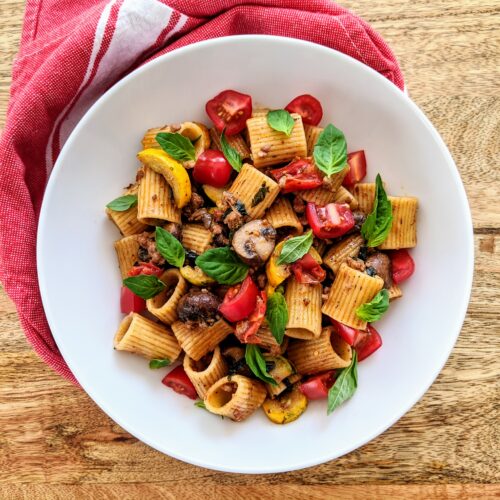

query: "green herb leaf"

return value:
[149, 358, 171, 369]
[245, 344, 278, 386]
[251, 182, 270, 208]
[195, 247, 249, 285]
[327, 351, 358, 415]
[106, 194, 137, 212]
[313, 124, 347, 177]
[361, 174, 393, 247]
[277, 230, 313, 265]
[155, 226, 185, 268]
[220, 130, 242, 172]
[123, 275, 165, 300]
[194, 400, 207, 409]
[267, 109, 295, 136]
[265, 291, 288, 344]
[156, 132, 195, 162]
[356, 289, 390, 322]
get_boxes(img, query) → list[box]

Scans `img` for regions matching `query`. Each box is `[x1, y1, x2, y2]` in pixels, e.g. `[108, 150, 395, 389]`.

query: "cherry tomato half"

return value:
[331, 319, 359, 346]
[205, 90, 252, 135]
[270, 158, 323, 193]
[285, 94, 323, 126]
[390, 249, 415, 284]
[162, 366, 198, 400]
[291, 253, 326, 284]
[235, 291, 267, 343]
[127, 262, 163, 277]
[299, 371, 336, 400]
[218, 275, 258, 323]
[120, 286, 146, 314]
[193, 149, 233, 187]
[343, 150, 367, 189]
[354, 325, 382, 362]
[306, 202, 355, 239]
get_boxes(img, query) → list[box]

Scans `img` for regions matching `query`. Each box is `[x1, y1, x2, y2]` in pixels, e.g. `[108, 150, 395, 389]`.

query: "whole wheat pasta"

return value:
[146, 269, 187, 325]
[137, 166, 181, 224]
[228, 163, 280, 219]
[334, 186, 359, 209]
[285, 278, 322, 339]
[322, 263, 384, 330]
[379, 197, 418, 249]
[171, 319, 232, 361]
[181, 224, 213, 254]
[114, 313, 181, 361]
[266, 373, 302, 398]
[246, 113, 307, 168]
[204, 375, 267, 421]
[287, 326, 352, 375]
[303, 124, 323, 156]
[114, 235, 139, 279]
[323, 234, 365, 274]
[183, 346, 228, 399]
[265, 197, 303, 235]
[209, 128, 251, 160]
[388, 283, 403, 300]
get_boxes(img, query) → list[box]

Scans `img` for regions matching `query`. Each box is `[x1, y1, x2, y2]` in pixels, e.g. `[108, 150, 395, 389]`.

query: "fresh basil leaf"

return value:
[267, 109, 295, 136]
[265, 291, 288, 344]
[156, 132, 195, 162]
[277, 230, 313, 265]
[220, 130, 242, 172]
[123, 275, 165, 300]
[251, 182, 270, 208]
[194, 400, 207, 409]
[106, 194, 137, 212]
[361, 174, 393, 247]
[356, 289, 390, 322]
[327, 351, 358, 415]
[155, 226, 185, 268]
[149, 358, 171, 369]
[245, 344, 278, 386]
[313, 123, 347, 177]
[195, 247, 249, 285]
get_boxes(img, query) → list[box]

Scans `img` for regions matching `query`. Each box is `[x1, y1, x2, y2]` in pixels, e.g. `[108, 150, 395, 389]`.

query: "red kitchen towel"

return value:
[0, 0, 404, 385]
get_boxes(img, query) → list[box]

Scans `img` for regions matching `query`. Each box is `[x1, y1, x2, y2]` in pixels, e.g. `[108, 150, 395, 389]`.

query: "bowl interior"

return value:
[38, 36, 473, 473]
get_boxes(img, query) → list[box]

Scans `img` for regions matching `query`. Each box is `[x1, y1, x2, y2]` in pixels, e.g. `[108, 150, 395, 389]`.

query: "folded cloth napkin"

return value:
[0, 0, 403, 385]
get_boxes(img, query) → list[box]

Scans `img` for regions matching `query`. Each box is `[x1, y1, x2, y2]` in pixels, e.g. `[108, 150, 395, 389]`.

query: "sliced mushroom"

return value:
[176, 290, 220, 324]
[232, 219, 276, 266]
[365, 252, 392, 288]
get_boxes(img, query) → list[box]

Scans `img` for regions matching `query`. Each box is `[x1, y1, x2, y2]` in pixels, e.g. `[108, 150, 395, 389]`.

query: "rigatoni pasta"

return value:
[285, 278, 322, 339]
[114, 235, 140, 279]
[379, 197, 418, 249]
[181, 224, 213, 254]
[265, 197, 303, 234]
[146, 269, 187, 325]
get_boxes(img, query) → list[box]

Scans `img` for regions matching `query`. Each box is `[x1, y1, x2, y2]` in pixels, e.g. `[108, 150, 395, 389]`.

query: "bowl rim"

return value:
[37, 34, 474, 473]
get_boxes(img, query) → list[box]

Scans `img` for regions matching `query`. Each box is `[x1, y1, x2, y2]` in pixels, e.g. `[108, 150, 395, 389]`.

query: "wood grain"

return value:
[0, 0, 498, 497]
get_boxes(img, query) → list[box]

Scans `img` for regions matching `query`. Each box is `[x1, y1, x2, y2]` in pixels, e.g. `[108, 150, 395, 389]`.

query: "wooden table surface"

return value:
[0, 1, 499, 498]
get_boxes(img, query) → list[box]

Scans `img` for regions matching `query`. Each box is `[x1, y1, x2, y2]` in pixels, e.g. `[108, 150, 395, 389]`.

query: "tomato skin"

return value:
[354, 325, 382, 361]
[235, 291, 267, 343]
[205, 90, 252, 135]
[127, 262, 163, 277]
[193, 150, 233, 187]
[270, 159, 323, 193]
[120, 286, 146, 313]
[343, 150, 367, 189]
[162, 366, 198, 400]
[390, 249, 415, 284]
[331, 319, 359, 346]
[291, 253, 326, 284]
[299, 371, 336, 399]
[285, 94, 323, 126]
[306, 202, 355, 239]
[218, 275, 259, 323]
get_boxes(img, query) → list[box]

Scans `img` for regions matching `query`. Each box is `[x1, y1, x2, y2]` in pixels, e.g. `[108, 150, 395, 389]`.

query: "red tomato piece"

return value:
[306, 202, 355, 239]
[162, 366, 198, 400]
[343, 150, 367, 189]
[390, 249, 415, 284]
[270, 158, 323, 193]
[235, 291, 267, 343]
[354, 325, 382, 362]
[127, 262, 163, 277]
[331, 319, 360, 346]
[285, 94, 323, 126]
[218, 275, 258, 323]
[193, 149, 233, 188]
[205, 90, 252, 135]
[299, 371, 336, 400]
[120, 286, 146, 314]
[291, 253, 326, 284]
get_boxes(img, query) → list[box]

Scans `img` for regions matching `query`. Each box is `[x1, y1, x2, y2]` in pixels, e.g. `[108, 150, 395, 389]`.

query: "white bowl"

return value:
[37, 35, 473, 473]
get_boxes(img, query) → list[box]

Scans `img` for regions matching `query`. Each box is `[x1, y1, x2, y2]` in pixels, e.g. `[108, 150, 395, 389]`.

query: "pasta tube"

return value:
[254, 325, 289, 356]
[303, 124, 323, 156]
[114, 235, 139, 279]
[353, 183, 377, 214]
[379, 197, 418, 249]
[181, 223, 213, 254]
[323, 234, 365, 274]
[265, 198, 303, 235]
[300, 166, 348, 204]
[146, 269, 187, 325]
[285, 278, 322, 339]
[209, 128, 251, 160]
[388, 283, 403, 300]
[334, 186, 359, 209]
